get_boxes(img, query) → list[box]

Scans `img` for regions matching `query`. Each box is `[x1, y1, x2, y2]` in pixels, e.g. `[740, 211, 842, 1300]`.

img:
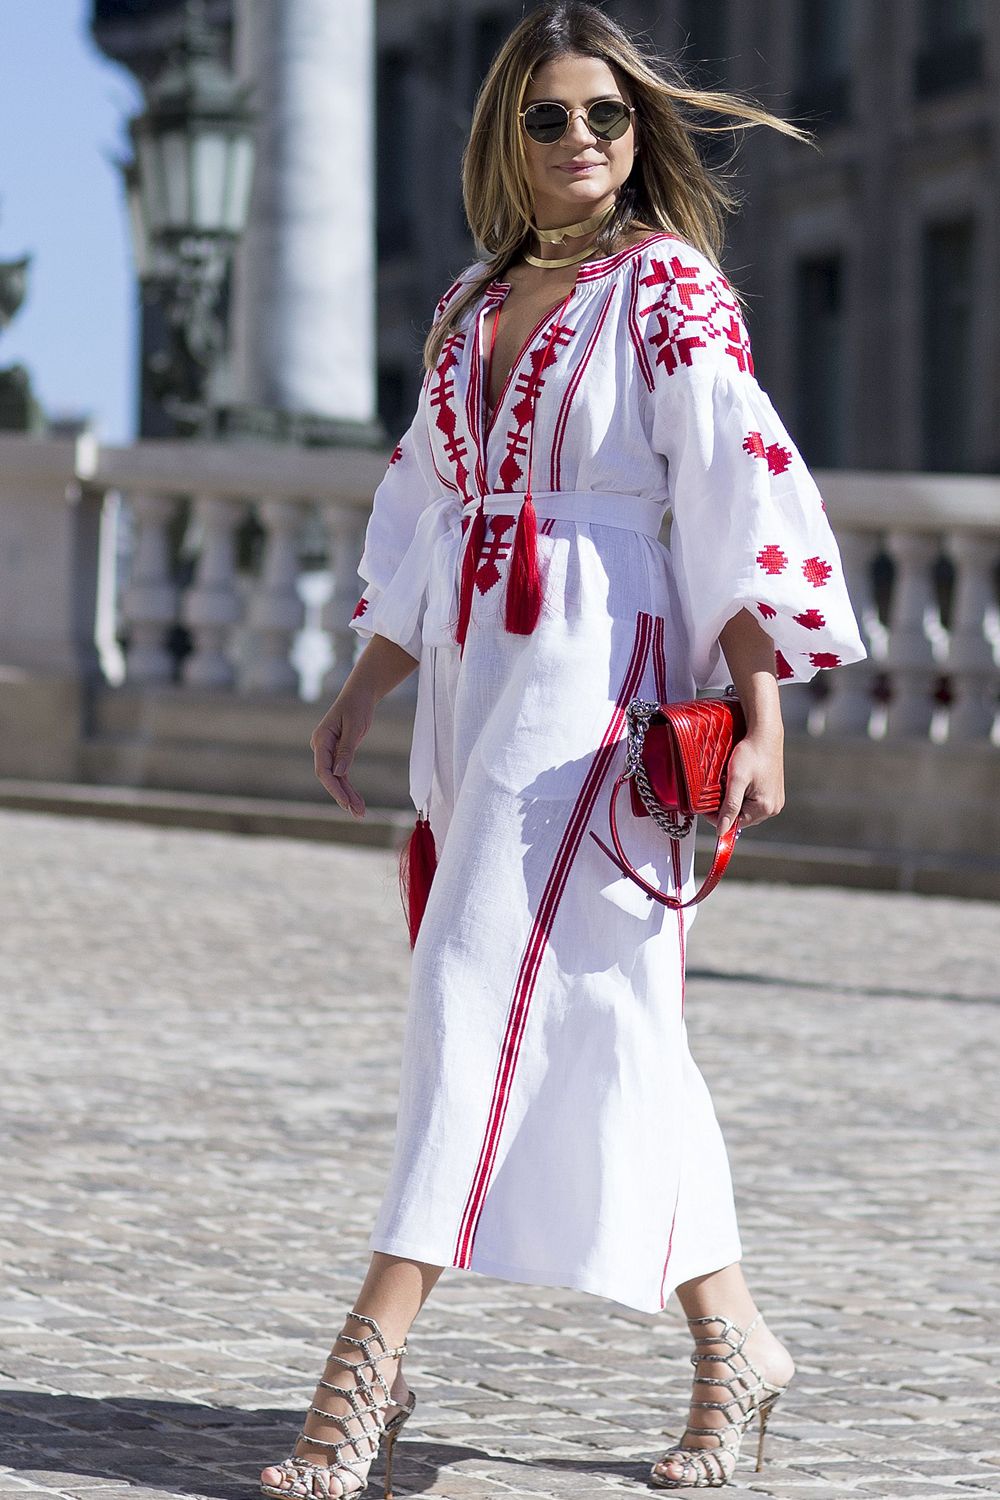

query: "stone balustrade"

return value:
[90, 437, 385, 701]
[0, 435, 998, 746]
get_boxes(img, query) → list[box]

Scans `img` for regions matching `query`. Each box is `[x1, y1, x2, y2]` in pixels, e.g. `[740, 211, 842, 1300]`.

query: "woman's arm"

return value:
[310, 634, 418, 816]
[709, 607, 785, 838]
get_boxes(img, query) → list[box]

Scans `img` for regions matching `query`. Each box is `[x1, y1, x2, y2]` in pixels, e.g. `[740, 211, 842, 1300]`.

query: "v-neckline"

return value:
[479, 283, 578, 443]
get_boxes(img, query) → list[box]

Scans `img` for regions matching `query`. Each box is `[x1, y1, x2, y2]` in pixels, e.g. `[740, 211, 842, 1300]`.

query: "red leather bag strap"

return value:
[588, 776, 740, 909]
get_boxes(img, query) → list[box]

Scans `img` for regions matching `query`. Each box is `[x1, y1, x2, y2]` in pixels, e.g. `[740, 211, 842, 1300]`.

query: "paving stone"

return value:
[0, 809, 998, 1500]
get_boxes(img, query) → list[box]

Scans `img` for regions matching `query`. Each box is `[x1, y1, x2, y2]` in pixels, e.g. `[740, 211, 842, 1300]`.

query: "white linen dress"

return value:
[348, 232, 867, 1315]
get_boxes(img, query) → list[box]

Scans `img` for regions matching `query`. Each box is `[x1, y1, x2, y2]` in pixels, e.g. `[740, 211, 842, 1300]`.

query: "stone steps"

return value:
[2, 777, 998, 898]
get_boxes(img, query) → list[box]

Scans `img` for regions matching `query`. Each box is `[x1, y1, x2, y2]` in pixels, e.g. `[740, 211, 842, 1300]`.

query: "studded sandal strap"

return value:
[653, 1311, 778, 1487]
[289, 1309, 409, 1489]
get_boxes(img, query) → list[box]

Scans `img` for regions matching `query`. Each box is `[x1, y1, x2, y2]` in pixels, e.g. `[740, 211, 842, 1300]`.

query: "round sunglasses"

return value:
[519, 97, 636, 144]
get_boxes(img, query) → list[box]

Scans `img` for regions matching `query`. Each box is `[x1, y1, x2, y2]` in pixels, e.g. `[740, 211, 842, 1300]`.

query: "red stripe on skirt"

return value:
[653, 611, 685, 1306]
[452, 610, 655, 1268]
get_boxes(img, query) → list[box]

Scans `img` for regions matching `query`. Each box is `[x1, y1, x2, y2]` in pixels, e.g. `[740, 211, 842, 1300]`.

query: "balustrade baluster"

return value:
[944, 530, 999, 742]
[777, 678, 813, 734]
[180, 495, 247, 688]
[321, 504, 369, 695]
[820, 529, 879, 737]
[882, 531, 940, 739]
[240, 499, 306, 694]
[121, 491, 178, 684]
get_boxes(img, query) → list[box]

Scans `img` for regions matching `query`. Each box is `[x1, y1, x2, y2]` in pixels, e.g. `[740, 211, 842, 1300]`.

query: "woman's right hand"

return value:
[311, 688, 375, 817]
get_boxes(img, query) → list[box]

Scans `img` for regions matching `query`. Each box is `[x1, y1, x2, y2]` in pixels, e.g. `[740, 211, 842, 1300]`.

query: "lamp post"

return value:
[122, 0, 255, 437]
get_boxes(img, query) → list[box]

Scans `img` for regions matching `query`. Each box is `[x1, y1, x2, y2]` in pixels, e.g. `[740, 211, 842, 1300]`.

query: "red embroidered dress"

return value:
[348, 233, 866, 1314]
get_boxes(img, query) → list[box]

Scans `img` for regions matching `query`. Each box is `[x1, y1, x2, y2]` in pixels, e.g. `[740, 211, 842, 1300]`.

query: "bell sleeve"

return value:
[346, 374, 442, 661]
[347, 267, 477, 660]
[641, 241, 867, 690]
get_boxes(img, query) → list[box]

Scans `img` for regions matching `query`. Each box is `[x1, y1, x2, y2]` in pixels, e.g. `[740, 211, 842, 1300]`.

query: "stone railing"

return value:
[0, 435, 998, 745]
[93, 437, 388, 701]
[802, 468, 1000, 746]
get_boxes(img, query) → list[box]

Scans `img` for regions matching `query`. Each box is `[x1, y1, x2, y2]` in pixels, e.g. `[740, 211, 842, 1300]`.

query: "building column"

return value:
[230, 0, 377, 436]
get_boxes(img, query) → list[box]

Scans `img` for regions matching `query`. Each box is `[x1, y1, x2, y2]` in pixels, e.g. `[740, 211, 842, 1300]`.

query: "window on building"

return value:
[377, 366, 410, 444]
[921, 219, 975, 473]
[921, 0, 982, 43]
[675, 0, 729, 169]
[791, 0, 852, 129]
[677, 0, 727, 89]
[915, 0, 983, 96]
[795, 254, 848, 468]
[472, 12, 509, 95]
[377, 49, 413, 256]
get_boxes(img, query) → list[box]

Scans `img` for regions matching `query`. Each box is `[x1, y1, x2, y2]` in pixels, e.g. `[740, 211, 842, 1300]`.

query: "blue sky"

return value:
[1, 0, 141, 441]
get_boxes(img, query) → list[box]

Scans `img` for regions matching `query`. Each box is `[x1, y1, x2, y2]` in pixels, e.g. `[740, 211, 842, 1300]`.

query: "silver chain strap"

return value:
[621, 699, 694, 840]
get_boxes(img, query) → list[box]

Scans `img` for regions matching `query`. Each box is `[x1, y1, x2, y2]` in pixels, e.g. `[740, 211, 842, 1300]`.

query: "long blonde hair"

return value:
[424, 0, 818, 372]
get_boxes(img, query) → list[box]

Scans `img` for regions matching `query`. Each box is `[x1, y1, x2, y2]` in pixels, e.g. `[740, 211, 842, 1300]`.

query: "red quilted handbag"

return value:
[589, 690, 747, 908]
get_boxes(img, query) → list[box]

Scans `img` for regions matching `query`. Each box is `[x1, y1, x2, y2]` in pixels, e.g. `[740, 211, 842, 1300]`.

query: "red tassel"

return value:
[504, 492, 543, 634]
[399, 812, 438, 948]
[455, 502, 486, 651]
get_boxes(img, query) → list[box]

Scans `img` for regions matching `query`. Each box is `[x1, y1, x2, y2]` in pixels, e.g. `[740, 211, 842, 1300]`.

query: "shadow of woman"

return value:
[0, 1387, 664, 1498]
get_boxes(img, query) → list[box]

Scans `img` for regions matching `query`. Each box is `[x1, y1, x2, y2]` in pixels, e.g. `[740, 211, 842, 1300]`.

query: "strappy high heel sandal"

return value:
[649, 1311, 792, 1489]
[260, 1310, 417, 1500]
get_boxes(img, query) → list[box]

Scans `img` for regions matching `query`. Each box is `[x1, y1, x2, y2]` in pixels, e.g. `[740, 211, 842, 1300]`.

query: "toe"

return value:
[652, 1454, 694, 1484]
[260, 1467, 294, 1492]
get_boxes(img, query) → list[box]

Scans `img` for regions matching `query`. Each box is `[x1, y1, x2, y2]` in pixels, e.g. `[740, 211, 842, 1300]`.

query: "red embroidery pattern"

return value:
[497, 320, 574, 491]
[775, 649, 794, 680]
[803, 556, 832, 587]
[809, 651, 841, 668]
[435, 275, 465, 321]
[388, 440, 403, 466]
[428, 332, 473, 501]
[639, 254, 754, 378]
[794, 608, 826, 631]
[351, 596, 368, 620]
[756, 544, 788, 575]
[475, 515, 516, 594]
[756, 601, 777, 619]
[741, 429, 793, 474]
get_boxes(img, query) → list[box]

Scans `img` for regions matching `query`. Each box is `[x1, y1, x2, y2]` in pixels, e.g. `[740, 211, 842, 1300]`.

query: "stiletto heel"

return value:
[649, 1311, 792, 1489]
[381, 1425, 399, 1500]
[260, 1310, 417, 1500]
[754, 1386, 782, 1471]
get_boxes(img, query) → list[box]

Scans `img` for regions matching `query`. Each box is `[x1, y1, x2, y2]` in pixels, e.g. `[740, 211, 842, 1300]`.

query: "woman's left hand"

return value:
[704, 726, 785, 839]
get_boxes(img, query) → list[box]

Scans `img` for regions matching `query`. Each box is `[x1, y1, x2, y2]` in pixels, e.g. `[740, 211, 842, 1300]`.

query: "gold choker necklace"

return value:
[523, 200, 615, 268]
[532, 201, 615, 243]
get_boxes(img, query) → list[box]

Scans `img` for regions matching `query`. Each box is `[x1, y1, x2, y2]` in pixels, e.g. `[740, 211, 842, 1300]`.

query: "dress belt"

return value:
[391, 488, 667, 818]
[368, 488, 667, 663]
[461, 490, 665, 538]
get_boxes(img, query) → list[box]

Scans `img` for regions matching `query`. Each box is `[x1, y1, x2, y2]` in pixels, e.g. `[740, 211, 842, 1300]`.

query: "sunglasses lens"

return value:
[589, 100, 631, 139]
[522, 102, 569, 142]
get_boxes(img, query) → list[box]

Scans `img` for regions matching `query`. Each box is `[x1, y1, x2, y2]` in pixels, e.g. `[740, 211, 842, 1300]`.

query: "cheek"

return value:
[524, 145, 552, 184]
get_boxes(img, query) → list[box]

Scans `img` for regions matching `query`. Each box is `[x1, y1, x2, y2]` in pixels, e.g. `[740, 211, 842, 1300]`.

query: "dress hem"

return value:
[368, 1232, 744, 1317]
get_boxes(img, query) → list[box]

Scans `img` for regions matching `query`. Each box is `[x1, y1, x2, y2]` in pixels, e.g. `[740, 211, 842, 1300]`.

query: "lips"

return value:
[558, 161, 600, 172]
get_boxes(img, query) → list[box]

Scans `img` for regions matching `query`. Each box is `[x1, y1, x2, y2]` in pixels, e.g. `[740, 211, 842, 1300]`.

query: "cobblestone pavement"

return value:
[1, 809, 998, 1500]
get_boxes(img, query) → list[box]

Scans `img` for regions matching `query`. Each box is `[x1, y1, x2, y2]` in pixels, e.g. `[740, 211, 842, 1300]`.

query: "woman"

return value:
[261, 3, 866, 1494]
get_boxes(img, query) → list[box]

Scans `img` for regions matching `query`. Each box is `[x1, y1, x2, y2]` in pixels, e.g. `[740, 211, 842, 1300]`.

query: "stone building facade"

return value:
[94, 1, 999, 475]
[377, 0, 999, 475]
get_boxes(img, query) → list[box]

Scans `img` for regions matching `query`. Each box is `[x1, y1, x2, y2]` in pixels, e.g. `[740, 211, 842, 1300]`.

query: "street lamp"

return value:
[122, 0, 255, 435]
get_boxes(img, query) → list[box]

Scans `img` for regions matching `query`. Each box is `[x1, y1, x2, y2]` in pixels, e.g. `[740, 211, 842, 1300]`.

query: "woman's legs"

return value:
[261, 1252, 445, 1497]
[652, 1260, 795, 1485]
